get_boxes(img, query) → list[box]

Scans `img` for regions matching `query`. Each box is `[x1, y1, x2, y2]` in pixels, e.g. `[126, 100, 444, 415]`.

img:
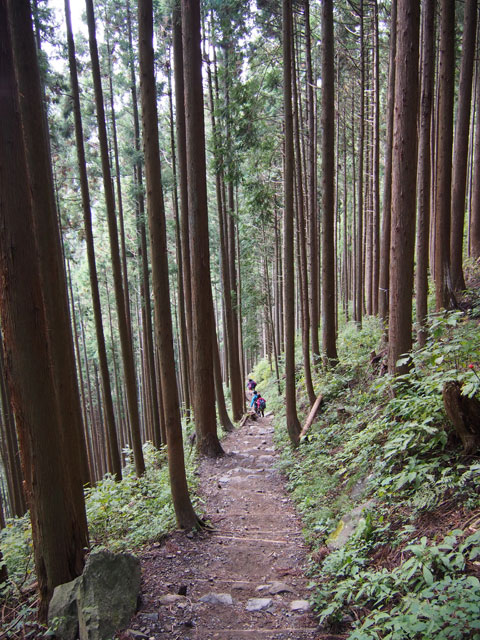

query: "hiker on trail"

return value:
[247, 378, 257, 392]
[250, 389, 260, 411]
[255, 394, 266, 417]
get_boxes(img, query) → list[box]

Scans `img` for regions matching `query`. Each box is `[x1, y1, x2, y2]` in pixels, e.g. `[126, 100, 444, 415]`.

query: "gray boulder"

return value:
[48, 550, 141, 640]
[48, 577, 82, 640]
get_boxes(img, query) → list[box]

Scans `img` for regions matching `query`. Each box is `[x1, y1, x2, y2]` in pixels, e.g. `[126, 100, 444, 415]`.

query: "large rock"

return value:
[48, 550, 141, 640]
[326, 499, 376, 550]
[77, 550, 141, 640]
[48, 577, 82, 640]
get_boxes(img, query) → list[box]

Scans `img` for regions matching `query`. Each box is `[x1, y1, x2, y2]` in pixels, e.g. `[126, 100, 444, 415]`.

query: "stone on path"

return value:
[199, 592, 234, 605]
[269, 581, 295, 595]
[246, 597, 273, 611]
[289, 599, 311, 612]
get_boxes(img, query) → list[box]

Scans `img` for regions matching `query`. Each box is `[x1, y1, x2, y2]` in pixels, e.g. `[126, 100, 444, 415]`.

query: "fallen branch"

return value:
[238, 413, 251, 428]
[299, 393, 324, 440]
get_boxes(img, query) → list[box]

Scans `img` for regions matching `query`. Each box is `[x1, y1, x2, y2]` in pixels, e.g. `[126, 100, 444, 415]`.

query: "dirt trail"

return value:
[120, 415, 338, 640]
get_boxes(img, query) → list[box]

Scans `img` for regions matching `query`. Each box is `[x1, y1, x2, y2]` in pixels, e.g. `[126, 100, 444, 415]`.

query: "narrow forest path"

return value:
[119, 415, 341, 640]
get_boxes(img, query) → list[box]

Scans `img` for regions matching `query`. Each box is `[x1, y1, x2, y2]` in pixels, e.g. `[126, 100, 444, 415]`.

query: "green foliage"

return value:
[267, 310, 480, 639]
[0, 514, 34, 587]
[0, 442, 198, 600]
[86, 442, 198, 550]
[350, 576, 480, 640]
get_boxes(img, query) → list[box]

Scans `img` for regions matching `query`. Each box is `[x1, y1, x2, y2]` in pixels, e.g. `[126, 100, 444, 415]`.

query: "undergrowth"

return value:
[256, 311, 480, 640]
[0, 440, 199, 623]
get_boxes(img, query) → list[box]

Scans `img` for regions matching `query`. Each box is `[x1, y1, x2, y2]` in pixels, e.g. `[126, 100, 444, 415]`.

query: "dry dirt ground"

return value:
[118, 414, 344, 640]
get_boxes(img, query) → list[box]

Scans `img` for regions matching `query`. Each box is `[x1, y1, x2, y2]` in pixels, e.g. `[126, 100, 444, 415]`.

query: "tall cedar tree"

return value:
[321, 0, 338, 365]
[173, 5, 194, 406]
[304, 0, 319, 363]
[434, 0, 456, 310]
[9, 1, 90, 491]
[291, 26, 315, 406]
[1, 0, 88, 619]
[387, 0, 420, 374]
[181, 0, 224, 457]
[64, 0, 122, 480]
[450, 0, 478, 291]
[355, 0, 365, 326]
[127, 0, 164, 448]
[85, 0, 145, 475]
[471, 40, 480, 259]
[138, 0, 200, 527]
[283, 0, 301, 445]
[378, 0, 397, 323]
[415, 0, 435, 346]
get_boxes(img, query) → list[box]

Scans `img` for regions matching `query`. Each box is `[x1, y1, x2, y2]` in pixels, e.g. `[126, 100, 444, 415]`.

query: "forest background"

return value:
[2, 0, 480, 638]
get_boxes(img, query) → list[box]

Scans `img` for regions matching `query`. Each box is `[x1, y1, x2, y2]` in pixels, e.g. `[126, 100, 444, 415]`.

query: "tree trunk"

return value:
[387, 0, 420, 375]
[471, 40, 480, 259]
[1, 0, 88, 618]
[173, 5, 194, 396]
[416, 0, 436, 347]
[443, 381, 480, 454]
[64, 0, 122, 480]
[138, 0, 200, 528]
[379, 0, 397, 323]
[126, 0, 163, 447]
[167, 58, 191, 421]
[371, 0, 380, 316]
[0, 332, 26, 517]
[0, 494, 7, 582]
[283, 0, 301, 446]
[321, 0, 338, 366]
[355, 0, 365, 327]
[181, 0, 223, 457]
[212, 324, 235, 432]
[450, 0, 478, 291]
[85, 0, 145, 476]
[434, 0, 456, 311]
[292, 31, 315, 405]
[205, 38, 243, 423]
[304, 0, 319, 364]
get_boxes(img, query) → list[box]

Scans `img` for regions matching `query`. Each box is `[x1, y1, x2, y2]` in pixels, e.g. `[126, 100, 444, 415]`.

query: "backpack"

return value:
[248, 380, 257, 390]
[257, 397, 266, 411]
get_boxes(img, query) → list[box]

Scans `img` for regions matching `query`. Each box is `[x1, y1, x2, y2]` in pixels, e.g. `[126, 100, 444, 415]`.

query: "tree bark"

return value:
[434, 0, 456, 311]
[379, 0, 397, 323]
[283, 0, 301, 446]
[471, 40, 480, 259]
[138, 0, 200, 528]
[304, 0, 319, 364]
[450, 0, 478, 291]
[173, 5, 194, 398]
[416, 0, 436, 347]
[292, 30, 315, 405]
[126, 0, 163, 449]
[0, 332, 26, 517]
[355, 0, 365, 327]
[85, 0, 145, 475]
[443, 381, 480, 454]
[321, 0, 338, 366]
[181, 0, 224, 457]
[64, 0, 122, 480]
[1, 0, 88, 618]
[387, 0, 420, 375]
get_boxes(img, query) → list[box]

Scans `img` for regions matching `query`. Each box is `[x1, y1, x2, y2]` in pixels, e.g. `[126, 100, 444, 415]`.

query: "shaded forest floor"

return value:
[118, 414, 343, 640]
